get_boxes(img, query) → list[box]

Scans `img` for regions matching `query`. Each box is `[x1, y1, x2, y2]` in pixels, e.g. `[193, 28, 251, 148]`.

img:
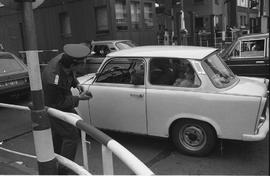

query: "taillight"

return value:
[255, 94, 269, 134]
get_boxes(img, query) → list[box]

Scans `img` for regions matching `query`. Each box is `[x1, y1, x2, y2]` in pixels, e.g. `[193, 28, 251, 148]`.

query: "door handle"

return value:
[256, 61, 265, 64]
[130, 93, 144, 98]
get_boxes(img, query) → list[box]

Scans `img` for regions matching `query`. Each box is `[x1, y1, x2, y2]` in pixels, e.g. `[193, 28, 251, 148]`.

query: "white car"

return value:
[73, 46, 269, 156]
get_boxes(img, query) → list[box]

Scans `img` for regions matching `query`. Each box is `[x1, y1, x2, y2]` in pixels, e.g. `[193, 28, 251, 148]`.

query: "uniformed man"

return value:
[42, 44, 92, 174]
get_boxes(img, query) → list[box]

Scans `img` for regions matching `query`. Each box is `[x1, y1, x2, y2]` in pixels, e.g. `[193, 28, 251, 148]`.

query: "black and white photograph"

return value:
[0, 0, 269, 175]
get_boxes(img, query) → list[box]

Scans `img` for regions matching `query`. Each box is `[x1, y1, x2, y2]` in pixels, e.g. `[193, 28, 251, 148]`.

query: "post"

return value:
[20, 0, 57, 174]
[102, 145, 114, 175]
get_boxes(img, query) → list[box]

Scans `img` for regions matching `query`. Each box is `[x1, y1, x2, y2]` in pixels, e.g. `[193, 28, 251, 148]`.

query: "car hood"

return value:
[223, 76, 268, 97]
[77, 73, 95, 85]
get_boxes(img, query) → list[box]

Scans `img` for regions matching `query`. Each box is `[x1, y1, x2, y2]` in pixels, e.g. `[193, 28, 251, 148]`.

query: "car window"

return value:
[115, 41, 136, 50]
[202, 53, 238, 88]
[230, 39, 265, 58]
[96, 58, 145, 85]
[149, 57, 201, 87]
[92, 45, 110, 57]
[0, 54, 24, 74]
[241, 39, 265, 57]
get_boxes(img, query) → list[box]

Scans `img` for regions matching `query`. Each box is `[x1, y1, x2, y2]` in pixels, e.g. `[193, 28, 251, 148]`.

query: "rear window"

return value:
[0, 54, 24, 74]
[115, 41, 136, 50]
[202, 53, 238, 88]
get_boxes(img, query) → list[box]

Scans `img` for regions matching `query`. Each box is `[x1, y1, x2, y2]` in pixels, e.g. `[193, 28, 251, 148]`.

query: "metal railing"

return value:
[0, 102, 154, 175]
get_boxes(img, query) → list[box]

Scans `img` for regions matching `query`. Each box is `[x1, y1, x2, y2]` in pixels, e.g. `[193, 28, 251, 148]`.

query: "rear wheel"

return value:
[171, 119, 217, 156]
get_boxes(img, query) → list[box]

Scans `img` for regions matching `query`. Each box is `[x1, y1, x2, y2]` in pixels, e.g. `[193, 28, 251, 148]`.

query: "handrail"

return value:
[0, 103, 154, 175]
[48, 108, 154, 175]
[55, 154, 91, 175]
[0, 146, 91, 176]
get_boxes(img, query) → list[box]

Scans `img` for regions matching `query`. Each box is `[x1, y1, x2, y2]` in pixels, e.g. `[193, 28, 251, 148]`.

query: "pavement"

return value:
[0, 128, 172, 175]
[0, 104, 37, 175]
[0, 155, 37, 175]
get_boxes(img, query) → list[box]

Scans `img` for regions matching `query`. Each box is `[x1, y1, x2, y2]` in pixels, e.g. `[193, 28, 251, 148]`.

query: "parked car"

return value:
[0, 51, 30, 101]
[73, 46, 269, 156]
[220, 33, 269, 78]
[77, 40, 136, 76]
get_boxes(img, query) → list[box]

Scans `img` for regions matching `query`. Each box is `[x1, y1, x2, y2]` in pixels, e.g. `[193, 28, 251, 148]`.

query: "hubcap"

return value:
[179, 125, 206, 151]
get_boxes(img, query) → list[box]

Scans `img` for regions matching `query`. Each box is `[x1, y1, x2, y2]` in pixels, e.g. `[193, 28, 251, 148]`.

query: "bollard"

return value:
[21, 1, 57, 174]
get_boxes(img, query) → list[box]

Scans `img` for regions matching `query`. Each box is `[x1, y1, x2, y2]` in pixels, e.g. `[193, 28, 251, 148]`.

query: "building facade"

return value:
[0, 0, 157, 62]
[155, 0, 268, 47]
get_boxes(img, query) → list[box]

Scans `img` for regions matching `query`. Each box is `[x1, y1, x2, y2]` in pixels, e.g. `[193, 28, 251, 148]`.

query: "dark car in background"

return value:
[0, 51, 30, 101]
[220, 33, 269, 78]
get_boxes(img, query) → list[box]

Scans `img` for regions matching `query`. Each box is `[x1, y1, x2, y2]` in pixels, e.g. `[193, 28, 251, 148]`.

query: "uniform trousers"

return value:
[49, 109, 80, 174]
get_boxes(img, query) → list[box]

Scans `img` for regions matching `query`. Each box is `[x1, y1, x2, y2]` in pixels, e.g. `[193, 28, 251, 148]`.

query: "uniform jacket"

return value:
[42, 53, 80, 112]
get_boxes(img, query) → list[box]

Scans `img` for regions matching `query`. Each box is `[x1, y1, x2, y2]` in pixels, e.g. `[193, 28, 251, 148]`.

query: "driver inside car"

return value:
[130, 60, 144, 85]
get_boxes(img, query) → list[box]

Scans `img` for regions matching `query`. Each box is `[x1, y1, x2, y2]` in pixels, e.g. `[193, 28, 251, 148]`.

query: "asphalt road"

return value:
[0, 98, 269, 175]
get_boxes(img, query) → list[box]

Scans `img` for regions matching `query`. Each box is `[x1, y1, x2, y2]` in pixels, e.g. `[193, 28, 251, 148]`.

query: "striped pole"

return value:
[21, 1, 57, 174]
[47, 108, 154, 175]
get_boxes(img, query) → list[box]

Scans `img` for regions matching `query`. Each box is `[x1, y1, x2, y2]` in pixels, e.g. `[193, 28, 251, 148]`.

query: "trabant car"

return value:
[220, 33, 269, 78]
[73, 46, 269, 156]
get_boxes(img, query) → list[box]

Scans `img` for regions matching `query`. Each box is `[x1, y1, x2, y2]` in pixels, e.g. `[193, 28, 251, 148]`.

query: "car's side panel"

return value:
[226, 57, 269, 77]
[146, 87, 261, 140]
[88, 83, 147, 134]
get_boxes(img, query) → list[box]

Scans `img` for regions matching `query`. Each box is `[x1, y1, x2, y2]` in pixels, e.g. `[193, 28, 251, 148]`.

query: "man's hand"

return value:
[77, 85, 84, 94]
[78, 90, 92, 100]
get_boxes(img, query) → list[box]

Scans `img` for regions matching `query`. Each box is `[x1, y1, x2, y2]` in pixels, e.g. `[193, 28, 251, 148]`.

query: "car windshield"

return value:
[116, 41, 136, 50]
[0, 54, 24, 74]
[202, 53, 238, 88]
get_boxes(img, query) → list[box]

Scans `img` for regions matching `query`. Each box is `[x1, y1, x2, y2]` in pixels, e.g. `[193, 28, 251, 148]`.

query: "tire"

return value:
[171, 119, 217, 156]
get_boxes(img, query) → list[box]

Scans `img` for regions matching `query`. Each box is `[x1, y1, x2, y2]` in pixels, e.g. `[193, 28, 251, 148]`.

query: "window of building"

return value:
[115, 0, 128, 30]
[195, 17, 204, 31]
[59, 12, 72, 38]
[194, 0, 204, 4]
[95, 6, 109, 33]
[237, 0, 248, 7]
[143, 2, 154, 28]
[240, 16, 243, 26]
[130, 1, 141, 30]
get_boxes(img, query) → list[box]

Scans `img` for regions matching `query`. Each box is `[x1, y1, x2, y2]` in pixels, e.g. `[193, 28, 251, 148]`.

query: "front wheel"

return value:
[171, 120, 217, 156]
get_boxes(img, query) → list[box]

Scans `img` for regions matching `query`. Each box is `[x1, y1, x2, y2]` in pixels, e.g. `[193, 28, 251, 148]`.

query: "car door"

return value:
[225, 37, 269, 77]
[146, 57, 203, 137]
[88, 57, 147, 134]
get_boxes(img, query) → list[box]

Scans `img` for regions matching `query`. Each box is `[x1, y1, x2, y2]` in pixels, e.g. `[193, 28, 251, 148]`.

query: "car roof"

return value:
[238, 33, 269, 40]
[107, 45, 217, 60]
[92, 40, 131, 45]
